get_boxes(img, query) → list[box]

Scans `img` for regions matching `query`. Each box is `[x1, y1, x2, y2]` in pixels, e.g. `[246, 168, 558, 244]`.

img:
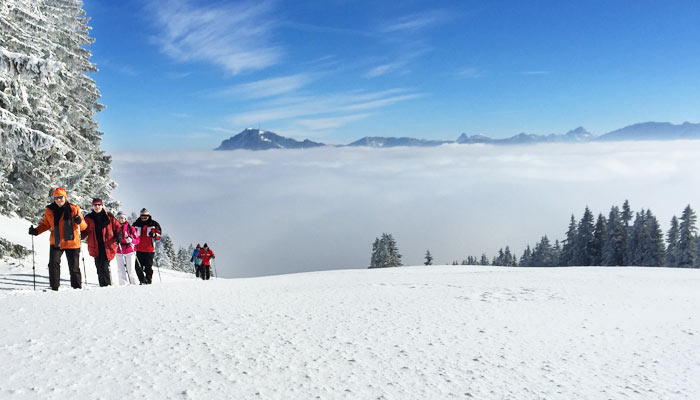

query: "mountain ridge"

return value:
[214, 121, 700, 150]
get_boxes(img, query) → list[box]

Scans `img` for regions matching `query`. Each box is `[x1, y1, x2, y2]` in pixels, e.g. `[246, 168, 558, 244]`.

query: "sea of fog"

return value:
[110, 141, 700, 278]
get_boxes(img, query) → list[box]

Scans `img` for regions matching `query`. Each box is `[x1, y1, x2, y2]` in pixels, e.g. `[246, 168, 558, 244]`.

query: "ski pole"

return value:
[117, 243, 132, 285]
[152, 237, 162, 283]
[213, 258, 218, 279]
[81, 255, 88, 287]
[30, 227, 36, 291]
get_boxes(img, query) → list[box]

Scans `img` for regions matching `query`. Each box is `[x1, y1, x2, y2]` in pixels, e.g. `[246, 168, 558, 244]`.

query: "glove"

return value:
[126, 237, 133, 244]
[190, 257, 194, 262]
[148, 230, 155, 238]
[28, 226, 38, 236]
[73, 215, 82, 224]
[211, 255, 215, 259]
[115, 234, 123, 243]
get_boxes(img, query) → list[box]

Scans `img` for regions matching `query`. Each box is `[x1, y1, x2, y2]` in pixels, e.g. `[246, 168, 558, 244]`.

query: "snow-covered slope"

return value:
[2, 221, 699, 400]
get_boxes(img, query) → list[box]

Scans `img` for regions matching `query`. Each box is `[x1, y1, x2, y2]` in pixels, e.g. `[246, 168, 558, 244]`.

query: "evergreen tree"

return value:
[479, 254, 489, 265]
[626, 211, 644, 266]
[591, 213, 607, 265]
[643, 209, 665, 267]
[678, 205, 697, 268]
[666, 216, 680, 267]
[369, 233, 402, 268]
[602, 206, 625, 266]
[560, 215, 578, 266]
[520, 245, 532, 267]
[552, 239, 562, 266]
[621, 200, 633, 265]
[574, 207, 595, 266]
[424, 250, 433, 266]
[0, 0, 115, 220]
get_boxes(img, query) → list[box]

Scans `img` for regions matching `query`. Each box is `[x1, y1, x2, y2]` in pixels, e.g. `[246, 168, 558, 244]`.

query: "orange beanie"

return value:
[53, 187, 67, 199]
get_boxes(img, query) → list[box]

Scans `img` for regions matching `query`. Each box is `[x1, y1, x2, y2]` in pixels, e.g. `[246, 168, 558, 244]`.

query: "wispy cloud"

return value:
[212, 74, 313, 99]
[166, 71, 191, 79]
[366, 62, 406, 78]
[381, 10, 451, 33]
[455, 67, 485, 79]
[148, 0, 282, 75]
[297, 113, 374, 131]
[520, 70, 552, 76]
[228, 89, 424, 126]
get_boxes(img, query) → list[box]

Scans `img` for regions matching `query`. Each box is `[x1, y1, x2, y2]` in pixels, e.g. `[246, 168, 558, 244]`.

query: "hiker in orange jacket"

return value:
[28, 187, 88, 290]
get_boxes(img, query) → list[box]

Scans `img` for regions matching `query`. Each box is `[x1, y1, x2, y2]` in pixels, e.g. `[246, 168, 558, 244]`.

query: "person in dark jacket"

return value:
[197, 243, 215, 280]
[81, 198, 121, 287]
[191, 244, 201, 277]
[132, 208, 162, 284]
[28, 187, 87, 291]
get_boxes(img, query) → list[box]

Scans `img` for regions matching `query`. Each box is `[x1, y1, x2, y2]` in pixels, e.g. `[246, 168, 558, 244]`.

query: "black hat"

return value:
[203, 243, 208, 248]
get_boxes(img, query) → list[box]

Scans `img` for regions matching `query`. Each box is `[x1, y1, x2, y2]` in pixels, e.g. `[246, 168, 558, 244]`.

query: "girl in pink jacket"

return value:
[115, 212, 140, 285]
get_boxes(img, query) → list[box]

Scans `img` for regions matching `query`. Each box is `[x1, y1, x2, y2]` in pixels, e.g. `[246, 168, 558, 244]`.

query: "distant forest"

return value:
[457, 201, 698, 268]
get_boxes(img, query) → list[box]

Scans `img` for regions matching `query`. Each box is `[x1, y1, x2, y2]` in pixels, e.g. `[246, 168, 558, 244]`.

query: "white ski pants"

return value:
[115, 252, 139, 285]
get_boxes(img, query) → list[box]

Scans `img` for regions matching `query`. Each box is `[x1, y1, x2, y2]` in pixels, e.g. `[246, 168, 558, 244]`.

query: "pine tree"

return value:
[574, 207, 595, 266]
[643, 209, 665, 267]
[666, 216, 680, 267]
[626, 211, 644, 266]
[369, 233, 402, 268]
[678, 205, 697, 268]
[479, 254, 489, 265]
[602, 206, 625, 266]
[520, 245, 532, 267]
[424, 250, 433, 265]
[560, 215, 578, 266]
[591, 213, 607, 266]
[0, 0, 115, 220]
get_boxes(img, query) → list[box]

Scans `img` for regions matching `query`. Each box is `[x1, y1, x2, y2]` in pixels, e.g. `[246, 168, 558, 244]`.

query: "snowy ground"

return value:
[2, 217, 700, 399]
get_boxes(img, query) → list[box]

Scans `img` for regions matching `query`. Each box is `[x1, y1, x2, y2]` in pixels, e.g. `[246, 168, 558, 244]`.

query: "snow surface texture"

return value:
[2, 217, 700, 399]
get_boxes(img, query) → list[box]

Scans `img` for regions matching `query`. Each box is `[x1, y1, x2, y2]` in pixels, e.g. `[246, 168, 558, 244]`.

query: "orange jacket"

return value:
[36, 203, 87, 249]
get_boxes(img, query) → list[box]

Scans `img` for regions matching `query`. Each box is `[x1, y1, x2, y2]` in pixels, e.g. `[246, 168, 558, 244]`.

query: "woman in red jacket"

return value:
[81, 198, 121, 287]
[197, 243, 215, 280]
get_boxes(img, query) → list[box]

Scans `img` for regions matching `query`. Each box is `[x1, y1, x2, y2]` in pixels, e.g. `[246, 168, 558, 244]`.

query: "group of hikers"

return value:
[190, 243, 216, 280]
[27, 187, 213, 291]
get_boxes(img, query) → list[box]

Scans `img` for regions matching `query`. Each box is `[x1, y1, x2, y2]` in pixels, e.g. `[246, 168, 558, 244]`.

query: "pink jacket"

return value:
[116, 223, 140, 254]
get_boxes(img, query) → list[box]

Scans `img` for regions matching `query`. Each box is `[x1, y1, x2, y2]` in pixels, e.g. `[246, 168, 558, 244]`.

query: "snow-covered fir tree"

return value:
[424, 250, 433, 265]
[369, 233, 402, 268]
[574, 206, 595, 266]
[665, 216, 680, 267]
[560, 215, 577, 266]
[677, 205, 697, 268]
[602, 206, 625, 266]
[591, 213, 607, 266]
[0, 0, 115, 220]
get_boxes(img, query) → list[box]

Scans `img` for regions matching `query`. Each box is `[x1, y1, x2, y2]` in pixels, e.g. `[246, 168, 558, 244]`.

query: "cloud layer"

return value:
[110, 141, 700, 278]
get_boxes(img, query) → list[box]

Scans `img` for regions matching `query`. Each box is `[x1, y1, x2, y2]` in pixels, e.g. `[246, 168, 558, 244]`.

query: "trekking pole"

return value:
[213, 258, 218, 279]
[81, 255, 88, 287]
[117, 243, 132, 285]
[152, 237, 162, 283]
[30, 227, 36, 291]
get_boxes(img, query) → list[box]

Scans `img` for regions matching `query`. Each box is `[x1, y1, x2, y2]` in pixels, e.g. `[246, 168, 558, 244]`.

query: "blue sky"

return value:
[83, 0, 700, 151]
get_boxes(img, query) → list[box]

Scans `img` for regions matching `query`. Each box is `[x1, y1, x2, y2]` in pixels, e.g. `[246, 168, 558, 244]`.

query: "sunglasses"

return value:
[53, 196, 64, 200]
[92, 204, 103, 207]
[140, 215, 149, 218]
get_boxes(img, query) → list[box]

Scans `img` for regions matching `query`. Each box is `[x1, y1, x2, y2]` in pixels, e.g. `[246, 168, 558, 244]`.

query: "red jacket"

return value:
[133, 216, 161, 253]
[82, 210, 120, 261]
[198, 248, 215, 266]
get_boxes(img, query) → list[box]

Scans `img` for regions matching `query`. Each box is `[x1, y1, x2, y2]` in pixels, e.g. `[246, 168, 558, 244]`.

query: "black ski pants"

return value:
[94, 255, 112, 287]
[136, 251, 154, 284]
[48, 247, 81, 291]
[201, 265, 211, 280]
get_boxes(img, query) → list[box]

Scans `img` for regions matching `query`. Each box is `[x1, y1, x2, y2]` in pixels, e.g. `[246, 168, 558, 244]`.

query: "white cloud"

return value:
[455, 67, 485, 79]
[149, 0, 282, 75]
[111, 141, 700, 278]
[366, 62, 405, 78]
[381, 10, 451, 33]
[520, 70, 552, 76]
[297, 113, 373, 131]
[213, 74, 313, 99]
[227, 88, 423, 126]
